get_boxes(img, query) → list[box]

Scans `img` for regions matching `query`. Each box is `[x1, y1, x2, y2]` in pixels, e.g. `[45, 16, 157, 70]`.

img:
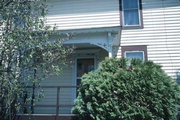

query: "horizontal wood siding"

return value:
[46, 0, 120, 30]
[34, 65, 74, 114]
[116, 0, 180, 81]
[34, 48, 108, 114]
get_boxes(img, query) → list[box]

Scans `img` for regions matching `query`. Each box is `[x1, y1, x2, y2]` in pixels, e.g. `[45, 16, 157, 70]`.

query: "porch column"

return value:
[108, 32, 113, 58]
[108, 50, 113, 58]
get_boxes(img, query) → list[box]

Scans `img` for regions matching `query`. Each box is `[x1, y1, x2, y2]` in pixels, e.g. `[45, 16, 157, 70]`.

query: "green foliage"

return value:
[0, 0, 72, 120]
[73, 58, 180, 120]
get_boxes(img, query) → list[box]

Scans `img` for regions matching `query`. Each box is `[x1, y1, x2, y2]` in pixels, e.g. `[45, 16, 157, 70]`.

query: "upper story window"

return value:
[121, 0, 143, 28]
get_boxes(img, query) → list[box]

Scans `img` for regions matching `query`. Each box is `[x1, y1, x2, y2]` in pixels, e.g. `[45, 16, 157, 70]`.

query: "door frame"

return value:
[76, 58, 96, 85]
[72, 55, 97, 100]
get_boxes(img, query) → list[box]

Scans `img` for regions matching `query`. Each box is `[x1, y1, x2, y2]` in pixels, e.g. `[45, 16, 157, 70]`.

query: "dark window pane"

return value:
[77, 79, 81, 86]
[123, 0, 138, 10]
[125, 51, 144, 60]
[77, 59, 94, 78]
[124, 10, 139, 25]
[76, 58, 94, 93]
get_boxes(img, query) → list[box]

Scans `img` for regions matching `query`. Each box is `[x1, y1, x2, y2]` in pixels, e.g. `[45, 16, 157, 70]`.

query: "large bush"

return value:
[73, 58, 180, 120]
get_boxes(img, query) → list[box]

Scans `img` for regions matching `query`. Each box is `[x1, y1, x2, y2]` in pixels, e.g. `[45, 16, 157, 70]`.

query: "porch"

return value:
[16, 31, 120, 120]
[16, 45, 108, 120]
[17, 86, 78, 120]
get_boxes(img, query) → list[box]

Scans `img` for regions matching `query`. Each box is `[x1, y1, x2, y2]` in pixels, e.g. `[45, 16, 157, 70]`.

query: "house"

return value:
[19, 0, 180, 119]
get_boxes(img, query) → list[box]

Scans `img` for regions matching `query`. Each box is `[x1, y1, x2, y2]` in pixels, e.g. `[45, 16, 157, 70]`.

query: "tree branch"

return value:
[0, 0, 14, 10]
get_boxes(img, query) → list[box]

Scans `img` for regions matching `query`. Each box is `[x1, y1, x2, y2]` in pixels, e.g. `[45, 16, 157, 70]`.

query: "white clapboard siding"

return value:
[34, 48, 108, 114]
[33, 64, 74, 114]
[46, 0, 120, 30]
[117, 0, 180, 80]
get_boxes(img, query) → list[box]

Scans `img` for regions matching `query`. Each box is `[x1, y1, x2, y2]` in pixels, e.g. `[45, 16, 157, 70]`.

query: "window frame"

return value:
[121, 45, 148, 61]
[120, 0, 143, 29]
[124, 51, 145, 61]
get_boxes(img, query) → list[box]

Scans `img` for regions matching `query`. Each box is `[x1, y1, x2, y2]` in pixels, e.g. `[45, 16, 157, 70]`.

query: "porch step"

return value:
[16, 114, 77, 120]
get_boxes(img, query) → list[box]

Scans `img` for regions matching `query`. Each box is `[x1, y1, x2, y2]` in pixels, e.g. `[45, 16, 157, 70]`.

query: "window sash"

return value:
[123, 0, 138, 10]
[124, 51, 145, 61]
[123, 10, 140, 26]
[122, 0, 141, 26]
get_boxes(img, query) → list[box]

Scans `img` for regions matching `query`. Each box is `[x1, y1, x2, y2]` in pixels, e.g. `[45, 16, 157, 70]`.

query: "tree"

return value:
[0, 0, 72, 120]
[73, 58, 180, 120]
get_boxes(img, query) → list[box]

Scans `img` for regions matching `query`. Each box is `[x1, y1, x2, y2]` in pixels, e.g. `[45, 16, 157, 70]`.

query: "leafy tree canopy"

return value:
[0, 0, 72, 120]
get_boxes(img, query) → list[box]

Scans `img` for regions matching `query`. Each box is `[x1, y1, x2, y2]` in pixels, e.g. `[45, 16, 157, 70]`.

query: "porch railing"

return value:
[8, 85, 180, 120]
[21, 85, 79, 119]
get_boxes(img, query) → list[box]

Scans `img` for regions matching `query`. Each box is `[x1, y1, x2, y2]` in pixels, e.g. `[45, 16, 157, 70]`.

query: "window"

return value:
[121, 0, 143, 27]
[125, 51, 144, 61]
[121, 45, 147, 61]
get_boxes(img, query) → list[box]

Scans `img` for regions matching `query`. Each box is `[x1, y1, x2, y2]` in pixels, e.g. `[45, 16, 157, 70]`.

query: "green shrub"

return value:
[73, 58, 180, 120]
